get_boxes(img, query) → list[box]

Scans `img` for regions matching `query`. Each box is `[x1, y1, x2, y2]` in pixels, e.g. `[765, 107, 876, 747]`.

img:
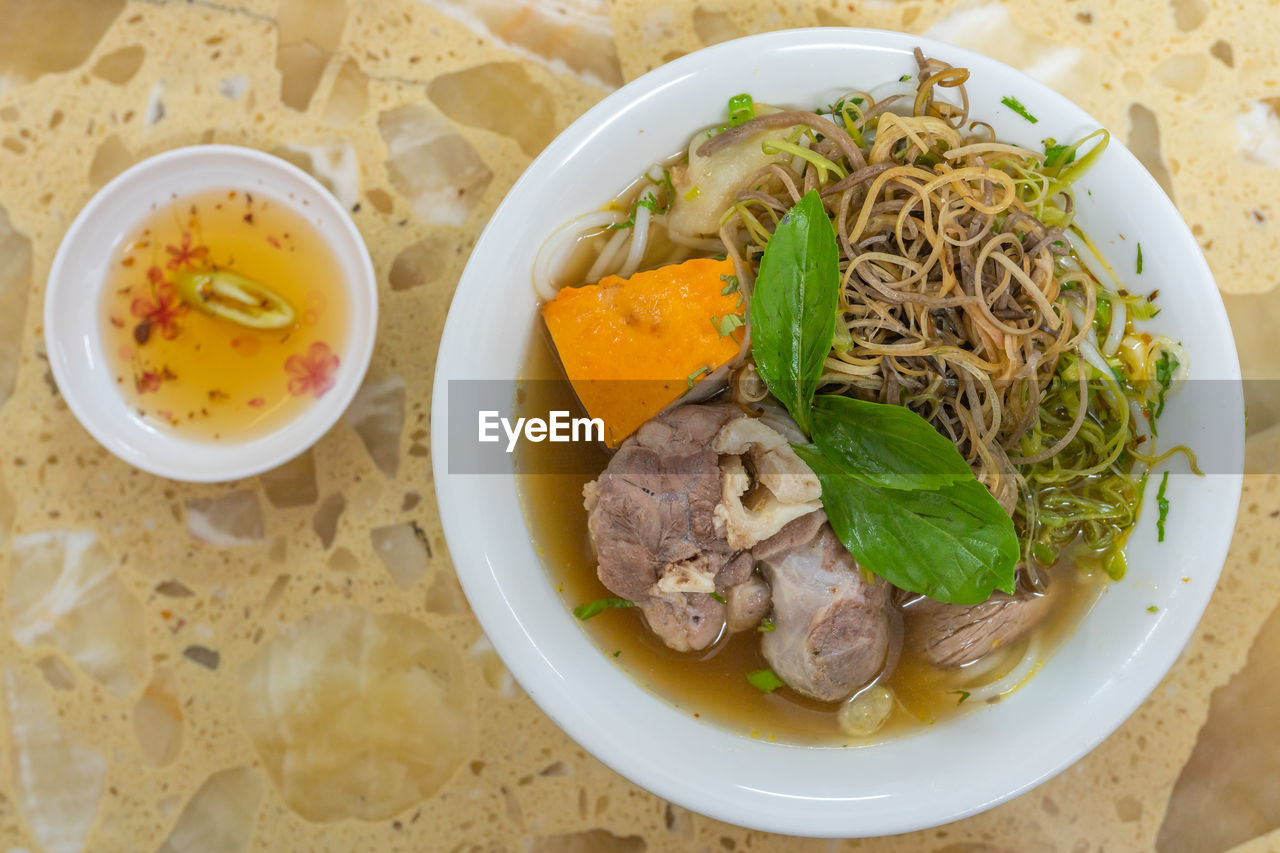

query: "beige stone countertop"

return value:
[0, 0, 1279, 851]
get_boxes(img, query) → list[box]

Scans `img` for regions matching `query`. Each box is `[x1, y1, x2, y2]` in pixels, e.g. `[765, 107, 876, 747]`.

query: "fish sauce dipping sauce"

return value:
[519, 48, 1194, 744]
[101, 188, 349, 440]
[45, 145, 378, 483]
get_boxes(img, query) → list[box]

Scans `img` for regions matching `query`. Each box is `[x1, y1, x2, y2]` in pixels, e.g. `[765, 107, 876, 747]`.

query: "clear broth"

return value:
[516, 334, 1106, 744]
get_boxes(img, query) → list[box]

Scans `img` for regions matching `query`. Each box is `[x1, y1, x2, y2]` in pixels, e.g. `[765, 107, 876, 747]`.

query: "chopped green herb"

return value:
[657, 169, 674, 210]
[607, 170, 674, 229]
[950, 689, 971, 705]
[1001, 95, 1038, 124]
[757, 617, 775, 633]
[720, 273, 740, 295]
[1156, 471, 1171, 542]
[727, 93, 755, 127]
[572, 597, 635, 620]
[1093, 297, 1111, 335]
[1154, 350, 1178, 419]
[606, 194, 650, 231]
[824, 97, 864, 115]
[1146, 605, 1159, 613]
[710, 591, 727, 604]
[705, 124, 727, 138]
[746, 668, 786, 693]
[1136, 242, 1144, 274]
[613, 650, 621, 657]
[712, 313, 745, 337]
[899, 73, 912, 82]
[1042, 138, 1076, 168]
[687, 365, 712, 389]
[1129, 296, 1161, 321]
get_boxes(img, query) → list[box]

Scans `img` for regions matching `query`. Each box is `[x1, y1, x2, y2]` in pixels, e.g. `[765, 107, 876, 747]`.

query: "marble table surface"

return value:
[0, 0, 1278, 851]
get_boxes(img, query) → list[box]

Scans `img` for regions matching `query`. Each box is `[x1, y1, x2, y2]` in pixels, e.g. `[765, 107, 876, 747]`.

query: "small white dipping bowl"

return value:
[45, 145, 377, 482]
[432, 29, 1244, 837]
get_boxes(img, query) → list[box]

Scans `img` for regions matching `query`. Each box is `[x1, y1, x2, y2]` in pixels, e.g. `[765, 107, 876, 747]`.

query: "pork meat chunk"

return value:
[755, 511, 892, 702]
[907, 587, 1056, 668]
[586, 404, 769, 650]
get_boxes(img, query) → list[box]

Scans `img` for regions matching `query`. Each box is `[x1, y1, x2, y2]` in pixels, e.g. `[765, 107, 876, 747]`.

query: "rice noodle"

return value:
[584, 225, 630, 283]
[1102, 294, 1127, 356]
[537, 52, 1159, 665]
[533, 210, 622, 300]
[962, 635, 1042, 704]
[617, 201, 651, 278]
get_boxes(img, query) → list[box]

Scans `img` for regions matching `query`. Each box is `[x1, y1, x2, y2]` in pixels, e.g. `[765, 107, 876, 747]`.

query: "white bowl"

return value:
[45, 145, 377, 482]
[432, 29, 1244, 837]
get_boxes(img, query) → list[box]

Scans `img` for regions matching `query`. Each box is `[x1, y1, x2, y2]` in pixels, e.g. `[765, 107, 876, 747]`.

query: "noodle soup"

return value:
[518, 49, 1183, 743]
[517, 335, 1106, 743]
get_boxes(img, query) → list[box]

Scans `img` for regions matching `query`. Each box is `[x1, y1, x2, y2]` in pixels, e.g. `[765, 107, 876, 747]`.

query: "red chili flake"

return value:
[208, 389, 229, 402]
[136, 371, 162, 393]
[243, 212, 254, 225]
[121, 256, 135, 267]
[165, 231, 209, 270]
[248, 397, 265, 408]
[266, 235, 281, 249]
[109, 315, 125, 328]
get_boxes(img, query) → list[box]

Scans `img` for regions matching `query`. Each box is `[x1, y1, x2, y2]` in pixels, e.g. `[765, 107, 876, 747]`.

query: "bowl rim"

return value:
[431, 27, 1244, 837]
[44, 144, 378, 483]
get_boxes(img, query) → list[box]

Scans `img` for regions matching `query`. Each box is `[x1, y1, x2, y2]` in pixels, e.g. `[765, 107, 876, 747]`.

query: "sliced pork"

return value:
[906, 586, 1057, 668]
[585, 404, 773, 650]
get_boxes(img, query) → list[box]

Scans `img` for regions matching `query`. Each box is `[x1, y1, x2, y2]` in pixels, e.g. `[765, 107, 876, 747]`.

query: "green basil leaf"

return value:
[811, 395, 973, 491]
[794, 444, 1019, 605]
[749, 190, 839, 434]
